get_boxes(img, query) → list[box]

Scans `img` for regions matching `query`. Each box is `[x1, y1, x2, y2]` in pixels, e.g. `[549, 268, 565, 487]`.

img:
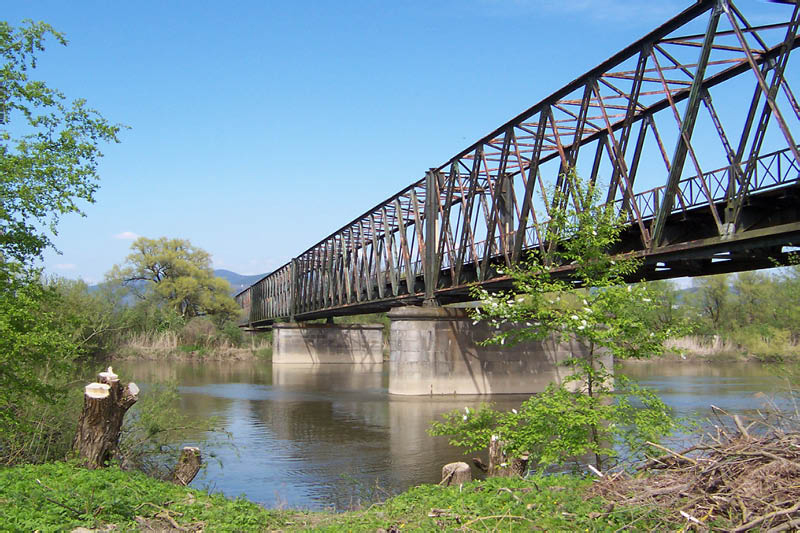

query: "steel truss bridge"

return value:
[238, 0, 800, 328]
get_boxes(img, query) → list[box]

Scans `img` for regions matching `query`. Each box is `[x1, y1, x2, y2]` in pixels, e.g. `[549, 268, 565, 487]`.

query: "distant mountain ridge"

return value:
[213, 269, 269, 295]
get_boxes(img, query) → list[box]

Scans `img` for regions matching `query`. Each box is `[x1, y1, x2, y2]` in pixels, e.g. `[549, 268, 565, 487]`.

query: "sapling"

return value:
[430, 170, 687, 471]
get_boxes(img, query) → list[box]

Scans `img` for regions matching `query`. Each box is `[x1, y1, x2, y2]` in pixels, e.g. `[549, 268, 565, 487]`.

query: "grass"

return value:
[0, 462, 667, 532]
[656, 335, 800, 363]
[0, 462, 287, 532]
[114, 328, 272, 361]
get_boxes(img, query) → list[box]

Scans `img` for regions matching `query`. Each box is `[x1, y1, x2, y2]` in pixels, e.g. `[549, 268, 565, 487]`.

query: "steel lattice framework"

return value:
[238, 0, 800, 327]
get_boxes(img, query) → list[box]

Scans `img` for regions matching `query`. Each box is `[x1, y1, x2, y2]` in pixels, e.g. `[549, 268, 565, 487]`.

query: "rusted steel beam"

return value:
[424, 169, 439, 305]
[651, 2, 722, 247]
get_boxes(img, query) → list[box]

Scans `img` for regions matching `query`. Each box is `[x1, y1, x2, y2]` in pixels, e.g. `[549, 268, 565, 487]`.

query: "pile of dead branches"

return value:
[592, 413, 800, 531]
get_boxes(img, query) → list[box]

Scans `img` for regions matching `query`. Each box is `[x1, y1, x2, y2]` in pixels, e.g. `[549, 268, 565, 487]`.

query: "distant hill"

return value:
[214, 269, 269, 295]
[90, 269, 268, 298]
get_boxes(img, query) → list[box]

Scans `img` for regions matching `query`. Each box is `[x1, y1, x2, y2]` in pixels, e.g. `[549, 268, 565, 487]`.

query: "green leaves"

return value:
[0, 21, 122, 262]
[0, 266, 79, 441]
[434, 171, 686, 470]
[0, 20, 121, 459]
[428, 403, 502, 453]
[108, 236, 239, 321]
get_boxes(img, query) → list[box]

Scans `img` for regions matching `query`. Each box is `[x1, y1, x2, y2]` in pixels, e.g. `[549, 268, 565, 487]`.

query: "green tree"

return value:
[691, 274, 730, 332]
[0, 21, 121, 263]
[47, 277, 130, 357]
[0, 20, 120, 447]
[0, 268, 78, 435]
[107, 236, 238, 321]
[643, 280, 683, 327]
[731, 271, 773, 327]
[431, 171, 683, 470]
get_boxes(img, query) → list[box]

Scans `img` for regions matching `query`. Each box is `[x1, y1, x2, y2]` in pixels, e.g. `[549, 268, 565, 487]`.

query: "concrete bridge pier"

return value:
[388, 306, 610, 395]
[272, 322, 384, 364]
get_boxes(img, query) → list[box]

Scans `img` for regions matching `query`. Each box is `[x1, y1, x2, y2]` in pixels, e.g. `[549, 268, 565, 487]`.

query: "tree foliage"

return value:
[0, 20, 120, 442]
[431, 171, 686, 470]
[0, 266, 79, 434]
[107, 236, 238, 321]
[0, 20, 121, 263]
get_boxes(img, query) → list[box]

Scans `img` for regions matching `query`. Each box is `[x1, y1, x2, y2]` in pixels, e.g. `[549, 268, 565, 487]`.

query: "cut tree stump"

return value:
[488, 436, 529, 478]
[72, 367, 139, 469]
[171, 446, 202, 486]
[441, 462, 472, 486]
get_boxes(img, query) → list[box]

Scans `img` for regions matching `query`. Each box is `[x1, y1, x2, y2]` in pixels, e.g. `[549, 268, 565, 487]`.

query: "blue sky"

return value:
[3, 0, 790, 283]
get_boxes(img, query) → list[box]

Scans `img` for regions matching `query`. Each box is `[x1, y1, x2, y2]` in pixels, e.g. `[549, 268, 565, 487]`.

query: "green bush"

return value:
[119, 381, 227, 479]
[0, 462, 285, 532]
[179, 316, 218, 348]
[220, 320, 245, 347]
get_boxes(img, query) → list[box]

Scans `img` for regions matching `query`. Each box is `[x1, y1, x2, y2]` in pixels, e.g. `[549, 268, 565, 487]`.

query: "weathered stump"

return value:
[488, 436, 529, 478]
[441, 462, 471, 486]
[171, 446, 202, 486]
[72, 367, 139, 469]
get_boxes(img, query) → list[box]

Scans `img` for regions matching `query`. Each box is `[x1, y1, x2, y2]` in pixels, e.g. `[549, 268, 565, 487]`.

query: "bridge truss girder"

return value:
[239, 0, 800, 327]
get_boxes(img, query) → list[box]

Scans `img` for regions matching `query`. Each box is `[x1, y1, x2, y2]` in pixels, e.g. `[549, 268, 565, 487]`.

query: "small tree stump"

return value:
[72, 367, 139, 469]
[171, 446, 202, 486]
[441, 462, 471, 486]
[488, 436, 529, 478]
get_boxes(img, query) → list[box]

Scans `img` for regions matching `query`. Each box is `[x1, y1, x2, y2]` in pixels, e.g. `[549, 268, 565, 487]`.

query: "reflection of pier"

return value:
[272, 363, 385, 391]
[245, 362, 530, 503]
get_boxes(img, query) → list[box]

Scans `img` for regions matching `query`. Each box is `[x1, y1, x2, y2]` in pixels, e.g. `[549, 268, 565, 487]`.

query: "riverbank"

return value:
[653, 335, 800, 364]
[7, 428, 798, 531]
[112, 330, 272, 361]
[0, 462, 663, 531]
[114, 332, 799, 364]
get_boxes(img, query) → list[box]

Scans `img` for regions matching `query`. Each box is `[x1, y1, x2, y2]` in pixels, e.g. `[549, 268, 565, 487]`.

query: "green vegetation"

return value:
[0, 16, 797, 533]
[0, 462, 287, 532]
[0, 20, 121, 462]
[107, 236, 239, 322]
[117, 381, 226, 478]
[0, 462, 666, 532]
[680, 267, 800, 361]
[432, 172, 683, 470]
[0, 20, 246, 472]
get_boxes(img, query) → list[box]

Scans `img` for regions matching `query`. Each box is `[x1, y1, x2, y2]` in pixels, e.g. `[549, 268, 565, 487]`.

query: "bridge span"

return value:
[237, 0, 800, 328]
[235, 1, 800, 394]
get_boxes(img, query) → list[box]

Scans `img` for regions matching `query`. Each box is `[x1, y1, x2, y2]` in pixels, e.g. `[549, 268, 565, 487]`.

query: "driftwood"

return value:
[591, 415, 800, 532]
[472, 457, 489, 472]
[171, 447, 202, 486]
[440, 462, 471, 486]
[72, 367, 139, 469]
[488, 436, 529, 478]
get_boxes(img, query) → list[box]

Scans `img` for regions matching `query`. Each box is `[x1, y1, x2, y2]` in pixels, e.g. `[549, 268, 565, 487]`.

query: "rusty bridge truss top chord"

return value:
[238, 0, 800, 327]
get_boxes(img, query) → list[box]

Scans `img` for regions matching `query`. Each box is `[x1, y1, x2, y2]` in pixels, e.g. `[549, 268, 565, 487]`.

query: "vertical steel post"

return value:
[424, 168, 439, 306]
[289, 258, 297, 322]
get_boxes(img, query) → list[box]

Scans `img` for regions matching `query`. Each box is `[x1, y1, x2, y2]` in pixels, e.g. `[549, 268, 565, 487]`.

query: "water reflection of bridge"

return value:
[237, 1, 800, 326]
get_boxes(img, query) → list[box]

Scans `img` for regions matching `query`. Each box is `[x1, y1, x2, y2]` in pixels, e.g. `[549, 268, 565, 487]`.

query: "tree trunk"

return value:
[441, 462, 471, 486]
[488, 436, 529, 478]
[72, 367, 139, 469]
[171, 446, 202, 486]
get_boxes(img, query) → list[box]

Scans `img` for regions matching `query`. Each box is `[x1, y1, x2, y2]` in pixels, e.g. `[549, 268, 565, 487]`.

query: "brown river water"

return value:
[114, 359, 785, 510]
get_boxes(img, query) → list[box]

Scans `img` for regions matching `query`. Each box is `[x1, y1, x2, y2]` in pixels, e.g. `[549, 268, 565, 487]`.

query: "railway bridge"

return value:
[236, 0, 800, 394]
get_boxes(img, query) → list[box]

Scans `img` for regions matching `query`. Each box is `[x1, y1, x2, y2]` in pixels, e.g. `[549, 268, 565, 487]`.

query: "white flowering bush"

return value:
[430, 171, 689, 470]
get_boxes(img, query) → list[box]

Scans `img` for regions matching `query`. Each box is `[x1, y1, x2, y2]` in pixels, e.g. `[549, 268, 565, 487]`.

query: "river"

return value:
[115, 359, 786, 510]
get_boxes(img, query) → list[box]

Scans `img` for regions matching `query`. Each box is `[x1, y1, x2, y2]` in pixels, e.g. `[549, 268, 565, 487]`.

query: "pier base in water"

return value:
[272, 322, 384, 364]
[388, 306, 610, 395]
